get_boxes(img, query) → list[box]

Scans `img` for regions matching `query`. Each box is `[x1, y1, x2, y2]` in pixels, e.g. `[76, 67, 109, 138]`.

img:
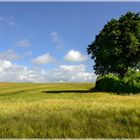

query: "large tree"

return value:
[87, 12, 140, 77]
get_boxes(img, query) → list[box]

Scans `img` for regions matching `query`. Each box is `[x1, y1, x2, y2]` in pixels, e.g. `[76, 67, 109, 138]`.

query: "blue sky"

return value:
[0, 2, 139, 82]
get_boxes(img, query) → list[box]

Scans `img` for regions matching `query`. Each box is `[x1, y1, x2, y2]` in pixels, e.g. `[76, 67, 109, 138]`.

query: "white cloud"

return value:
[0, 49, 19, 61]
[45, 64, 96, 82]
[50, 31, 59, 42]
[32, 53, 54, 65]
[7, 16, 16, 26]
[64, 49, 88, 62]
[0, 60, 33, 82]
[0, 16, 16, 26]
[0, 60, 96, 83]
[16, 39, 31, 48]
[50, 31, 64, 49]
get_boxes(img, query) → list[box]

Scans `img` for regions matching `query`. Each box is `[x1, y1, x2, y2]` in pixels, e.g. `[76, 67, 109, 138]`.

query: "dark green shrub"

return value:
[95, 70, 140, 94]
[95, 74, 124, 93]
[124, 69, 140, 93]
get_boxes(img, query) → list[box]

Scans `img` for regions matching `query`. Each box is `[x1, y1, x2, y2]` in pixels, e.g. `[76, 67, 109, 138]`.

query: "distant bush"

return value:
[95, 69, 140, 94]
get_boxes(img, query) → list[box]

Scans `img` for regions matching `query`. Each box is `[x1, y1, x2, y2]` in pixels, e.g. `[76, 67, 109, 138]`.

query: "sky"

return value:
[0, 2, 139, 82]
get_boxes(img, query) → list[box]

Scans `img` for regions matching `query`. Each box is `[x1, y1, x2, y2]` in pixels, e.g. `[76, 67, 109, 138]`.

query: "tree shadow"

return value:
[42, 88, 96, 94]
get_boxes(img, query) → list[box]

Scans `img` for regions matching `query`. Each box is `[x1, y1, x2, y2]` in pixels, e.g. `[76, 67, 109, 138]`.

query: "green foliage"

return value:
[95, 74, 123, 92]
[87, 12, 140, 77]
[124, 69, 140, 93]
[95, 69, 140, 93]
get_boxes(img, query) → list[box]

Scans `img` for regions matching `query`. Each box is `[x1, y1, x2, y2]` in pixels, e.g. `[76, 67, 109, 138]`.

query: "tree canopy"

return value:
[87, 12, 140, 77]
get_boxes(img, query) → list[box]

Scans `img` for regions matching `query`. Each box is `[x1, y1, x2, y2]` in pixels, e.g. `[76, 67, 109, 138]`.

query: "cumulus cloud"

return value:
[0, 60, 96, 82]
[64, 49, 88, 62]
[32, 53, 54, 65]
[50, 31, 64, 49]
[0, 49, 19, 61]
[0, 60, 33, 82]
[16, 39, 31, 48]
[45, 64, 96, 82]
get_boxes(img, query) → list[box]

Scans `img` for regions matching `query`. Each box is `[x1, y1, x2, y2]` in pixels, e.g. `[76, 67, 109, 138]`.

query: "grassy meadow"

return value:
[0, 82, 140, 138]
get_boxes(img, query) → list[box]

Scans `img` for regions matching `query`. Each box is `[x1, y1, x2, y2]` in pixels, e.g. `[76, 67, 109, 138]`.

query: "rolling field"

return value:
[0, 82, 140, 138]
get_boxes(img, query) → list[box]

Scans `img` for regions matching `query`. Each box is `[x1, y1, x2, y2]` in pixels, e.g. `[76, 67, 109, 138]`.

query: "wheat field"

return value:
[0, 82, 140, 138]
